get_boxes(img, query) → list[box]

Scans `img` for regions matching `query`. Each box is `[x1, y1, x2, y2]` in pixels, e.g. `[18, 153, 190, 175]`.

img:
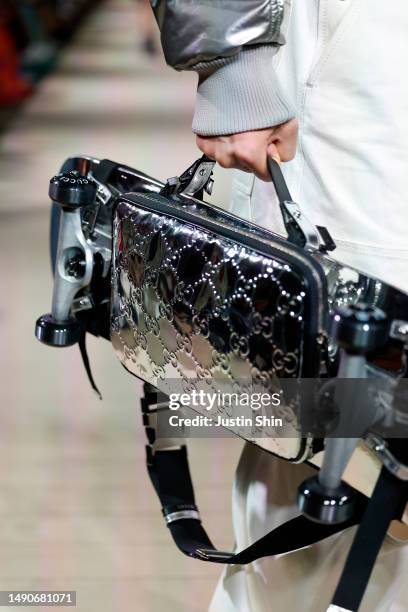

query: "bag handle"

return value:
[268, 157, 293, 202]
[161, 155, 215, 200]
[162, 156, 336, 253]
[268, 158, 336, 252]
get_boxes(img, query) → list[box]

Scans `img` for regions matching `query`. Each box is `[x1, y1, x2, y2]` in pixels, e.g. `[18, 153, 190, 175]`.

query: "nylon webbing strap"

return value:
[330, 465, 408, 612]
[142, 385, 367, 564]
[147, 445, 367, 563]
[78, 330, 102, 400]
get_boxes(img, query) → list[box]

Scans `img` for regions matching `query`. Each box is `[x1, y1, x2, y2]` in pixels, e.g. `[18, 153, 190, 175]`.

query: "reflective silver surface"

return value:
[151, 0, 284, 69]
[41, 150, 408, 463]
[52, 207, 95, 322]
[109, 179, 408, 462]
[164, 510, 201, 525]
[111, 197, 315, 461]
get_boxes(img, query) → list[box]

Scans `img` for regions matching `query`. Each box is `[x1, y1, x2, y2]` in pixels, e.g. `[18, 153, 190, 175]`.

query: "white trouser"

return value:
[209, 447, 408, 612]
[211, 1, 408, 610]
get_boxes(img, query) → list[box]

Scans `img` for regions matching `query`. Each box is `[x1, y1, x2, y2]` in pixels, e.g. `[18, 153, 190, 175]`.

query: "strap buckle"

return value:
[195, 549, 235, 562]
[162, 504, 201, 525]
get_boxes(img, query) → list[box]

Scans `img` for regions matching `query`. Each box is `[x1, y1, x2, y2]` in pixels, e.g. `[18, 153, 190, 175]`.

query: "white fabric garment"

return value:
[210, 1, 408, 610]
[230, 0, 408, 293]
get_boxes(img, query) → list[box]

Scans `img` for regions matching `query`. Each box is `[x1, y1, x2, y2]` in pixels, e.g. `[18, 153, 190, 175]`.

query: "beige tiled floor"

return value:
[0, 2, 242, 610]
[0, 0, 232, 214]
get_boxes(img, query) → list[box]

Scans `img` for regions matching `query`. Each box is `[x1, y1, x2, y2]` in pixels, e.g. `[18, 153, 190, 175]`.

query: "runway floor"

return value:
[0, 2, 241, 610]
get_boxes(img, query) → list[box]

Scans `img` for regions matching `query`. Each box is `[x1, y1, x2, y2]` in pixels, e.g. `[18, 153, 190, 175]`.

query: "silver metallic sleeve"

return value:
[150, 0, 295, 135]
[150, 0, 285, 70]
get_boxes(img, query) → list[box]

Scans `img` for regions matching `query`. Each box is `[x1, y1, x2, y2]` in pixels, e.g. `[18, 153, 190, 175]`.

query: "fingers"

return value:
[196, 135, 236, 169]
[267, 143, 281, 164]
[196, 120, 298, 182]
[196, 132, 272, 181]
[269, 118, 298, 162]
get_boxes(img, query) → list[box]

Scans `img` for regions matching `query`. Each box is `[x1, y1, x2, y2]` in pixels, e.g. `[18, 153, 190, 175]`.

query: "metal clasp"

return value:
[282, 200, 336, 253]
[161, 156, 215, 199]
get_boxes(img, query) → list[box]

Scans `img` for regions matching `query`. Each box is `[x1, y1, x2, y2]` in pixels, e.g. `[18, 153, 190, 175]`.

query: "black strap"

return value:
[268, 157, 309, 248]
[331, 465, 408, 612]
[267, 158, 336, 252]
[142, 386, 367, 564]
[268, 157, 293, 203]
[147, 444, 367, 564]
[78, 331, 102, 400]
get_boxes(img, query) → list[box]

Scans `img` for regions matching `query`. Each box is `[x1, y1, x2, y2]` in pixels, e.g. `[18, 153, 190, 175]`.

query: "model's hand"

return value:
[196, 119, 298, 181]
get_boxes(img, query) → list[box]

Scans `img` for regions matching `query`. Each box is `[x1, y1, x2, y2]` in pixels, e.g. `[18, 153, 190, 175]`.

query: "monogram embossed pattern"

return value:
[110, 195, 319, 461]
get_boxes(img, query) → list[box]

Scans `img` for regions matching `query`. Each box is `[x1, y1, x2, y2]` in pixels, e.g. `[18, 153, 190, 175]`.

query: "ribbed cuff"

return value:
[192, 46, 295, 136]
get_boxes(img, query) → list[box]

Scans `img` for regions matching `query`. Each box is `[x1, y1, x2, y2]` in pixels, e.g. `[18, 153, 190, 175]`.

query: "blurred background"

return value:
[0, 1, 241, 610]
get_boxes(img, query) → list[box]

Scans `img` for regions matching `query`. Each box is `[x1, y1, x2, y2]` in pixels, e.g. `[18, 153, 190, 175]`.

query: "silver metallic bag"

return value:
[111, 157, 331, 461]
[36, 155, 408, 463]
[109, 156, 408, 460]
[35, 155, 408, 611]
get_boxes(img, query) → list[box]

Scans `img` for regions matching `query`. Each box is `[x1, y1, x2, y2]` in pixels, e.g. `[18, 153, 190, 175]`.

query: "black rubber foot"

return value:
[297, 476, 357, 524]
[35, 313, 81, 347]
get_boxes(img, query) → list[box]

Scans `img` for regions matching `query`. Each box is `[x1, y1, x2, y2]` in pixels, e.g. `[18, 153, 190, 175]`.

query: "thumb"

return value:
[267, 143, 281, 163]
